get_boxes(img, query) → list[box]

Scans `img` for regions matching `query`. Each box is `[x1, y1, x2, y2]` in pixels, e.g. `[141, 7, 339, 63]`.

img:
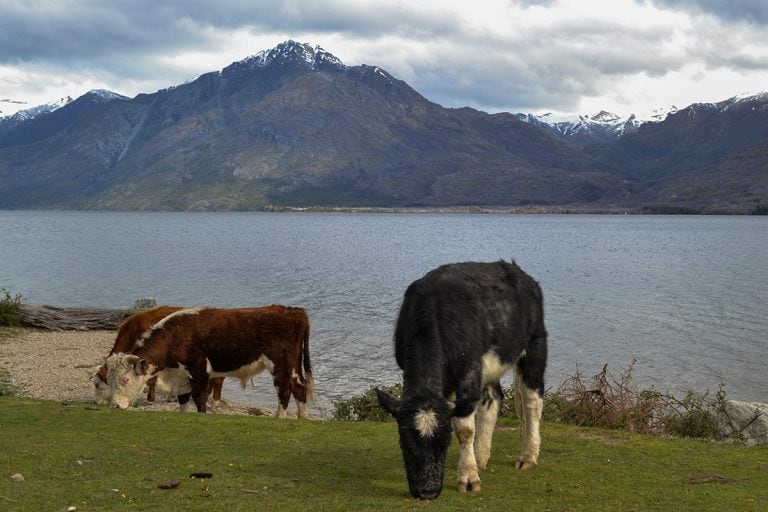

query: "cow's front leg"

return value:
[178, 392, 195, 412]
[452, 412, 481, 492]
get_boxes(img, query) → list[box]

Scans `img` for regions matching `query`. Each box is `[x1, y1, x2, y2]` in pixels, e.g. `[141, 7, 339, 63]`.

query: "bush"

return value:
[661, 386, 725, 439]
[0, 288, 22, 326]
[333, 383, 402, 421]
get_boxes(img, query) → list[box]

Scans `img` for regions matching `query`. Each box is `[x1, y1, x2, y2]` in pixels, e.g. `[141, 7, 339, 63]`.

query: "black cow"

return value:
[376, 260, 547, 499]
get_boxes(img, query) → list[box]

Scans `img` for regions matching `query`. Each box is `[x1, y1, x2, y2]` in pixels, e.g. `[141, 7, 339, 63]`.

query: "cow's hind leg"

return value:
[291, 381, 309, 419]
[190, 373, 210, 413]
[273, 370, 293, 419]
[453, 412, 482, 493]
[514, 353, 545, 469]
[475, 382, 502, 470]
[289, 366, 310, 419]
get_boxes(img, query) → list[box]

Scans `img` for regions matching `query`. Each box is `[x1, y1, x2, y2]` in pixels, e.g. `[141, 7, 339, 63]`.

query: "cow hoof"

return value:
[457, 480, 482, 493]
[515, 457, 537, 470]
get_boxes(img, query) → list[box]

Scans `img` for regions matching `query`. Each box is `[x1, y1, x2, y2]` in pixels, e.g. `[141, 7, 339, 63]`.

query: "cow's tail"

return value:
[302, 323, 315, 404]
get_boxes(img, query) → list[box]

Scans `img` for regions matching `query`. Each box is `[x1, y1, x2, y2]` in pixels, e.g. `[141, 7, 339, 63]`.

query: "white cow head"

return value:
[105, 353, 156, 409]
[91, 366, 112, 405]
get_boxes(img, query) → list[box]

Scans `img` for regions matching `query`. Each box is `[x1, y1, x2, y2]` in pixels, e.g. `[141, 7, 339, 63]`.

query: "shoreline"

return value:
[0, 327, 306, 418]
[2, 204, 764, 214]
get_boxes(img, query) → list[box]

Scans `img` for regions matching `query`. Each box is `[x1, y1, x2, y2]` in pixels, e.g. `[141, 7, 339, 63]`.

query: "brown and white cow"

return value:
[93, 306, 223, 409]
[105, 305, 314, 418]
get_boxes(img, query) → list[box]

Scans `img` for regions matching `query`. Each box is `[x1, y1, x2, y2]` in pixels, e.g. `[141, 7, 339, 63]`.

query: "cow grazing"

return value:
[376, 261, 547, 499]
[92, 306, 223, 410]
[106, 305, 314, 418]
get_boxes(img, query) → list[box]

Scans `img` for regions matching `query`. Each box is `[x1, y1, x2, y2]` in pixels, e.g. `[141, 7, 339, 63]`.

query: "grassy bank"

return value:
[1, 397, 766, 511]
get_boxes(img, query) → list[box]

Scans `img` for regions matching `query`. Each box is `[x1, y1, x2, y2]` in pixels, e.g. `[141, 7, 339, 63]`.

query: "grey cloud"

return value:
[0, 0, 462, 64]
[390, 21, 687, 113]
[651, 0, 768, 24]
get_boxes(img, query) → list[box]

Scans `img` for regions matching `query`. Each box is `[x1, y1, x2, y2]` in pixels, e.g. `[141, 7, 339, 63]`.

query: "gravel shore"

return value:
[0, 327, 270, 416]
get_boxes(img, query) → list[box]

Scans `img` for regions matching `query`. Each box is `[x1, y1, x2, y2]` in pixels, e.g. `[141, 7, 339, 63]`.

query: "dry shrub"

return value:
[542, 360, 670, 434]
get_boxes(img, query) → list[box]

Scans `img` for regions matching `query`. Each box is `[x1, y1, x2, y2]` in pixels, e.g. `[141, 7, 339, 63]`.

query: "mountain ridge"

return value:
[0, 41, 765, 213]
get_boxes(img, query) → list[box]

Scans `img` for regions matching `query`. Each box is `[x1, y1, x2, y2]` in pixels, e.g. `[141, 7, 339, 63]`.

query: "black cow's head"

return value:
[376, 389, 453, 500]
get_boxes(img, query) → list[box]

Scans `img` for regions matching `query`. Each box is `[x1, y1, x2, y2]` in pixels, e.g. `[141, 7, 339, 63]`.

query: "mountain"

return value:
[0, 41, 765, 213]
[0, 92, 120, 149]
[635, 139, 768, 213]
[584, 93, 768, 181]
[0, 95, 73, 139]
[0, 41, 623, 210]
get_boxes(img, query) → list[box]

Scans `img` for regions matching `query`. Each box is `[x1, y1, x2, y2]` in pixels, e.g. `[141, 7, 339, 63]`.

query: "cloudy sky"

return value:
[1, 0, 767, 118]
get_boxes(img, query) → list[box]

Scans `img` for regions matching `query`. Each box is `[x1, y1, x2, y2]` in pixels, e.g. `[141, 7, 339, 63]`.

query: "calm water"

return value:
[1, 211, 766, 415]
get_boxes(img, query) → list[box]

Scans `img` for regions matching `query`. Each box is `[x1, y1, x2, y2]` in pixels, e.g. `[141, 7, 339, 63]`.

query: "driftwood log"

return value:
[18, 304, 131, 331]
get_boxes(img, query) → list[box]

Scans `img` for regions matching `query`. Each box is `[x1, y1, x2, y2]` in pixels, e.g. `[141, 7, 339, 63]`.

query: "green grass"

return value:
[1, 397, 766, 511]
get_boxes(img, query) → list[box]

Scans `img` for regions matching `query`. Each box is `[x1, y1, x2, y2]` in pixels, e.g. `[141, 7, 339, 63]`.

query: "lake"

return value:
[0, 211, 766, 415]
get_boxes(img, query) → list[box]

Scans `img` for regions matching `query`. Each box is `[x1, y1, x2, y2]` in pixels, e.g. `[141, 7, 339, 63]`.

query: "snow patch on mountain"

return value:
[1, 96, 73, 122]
[85, 89, 128, 101]
[518, 110, 641, 137]
[517, 105, 682, 146]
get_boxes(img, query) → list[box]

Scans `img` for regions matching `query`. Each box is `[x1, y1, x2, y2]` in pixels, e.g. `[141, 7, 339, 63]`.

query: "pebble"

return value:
[10, 473, 25, 482]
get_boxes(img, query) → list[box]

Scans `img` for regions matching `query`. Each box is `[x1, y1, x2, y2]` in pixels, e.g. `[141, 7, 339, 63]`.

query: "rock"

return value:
[158, 479, 181, 489]
[717, 400, 768, 446]
[10, 473, 25, 482]
[132, 297, 158, 311]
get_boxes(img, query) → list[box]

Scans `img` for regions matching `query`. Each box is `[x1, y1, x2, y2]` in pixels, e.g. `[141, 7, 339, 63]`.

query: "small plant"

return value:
[333, 383, 403, 421]
[0, 288, 22, 326]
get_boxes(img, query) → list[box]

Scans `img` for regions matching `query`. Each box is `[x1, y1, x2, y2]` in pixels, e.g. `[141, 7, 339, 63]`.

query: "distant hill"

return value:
[0, 41, 765, 213]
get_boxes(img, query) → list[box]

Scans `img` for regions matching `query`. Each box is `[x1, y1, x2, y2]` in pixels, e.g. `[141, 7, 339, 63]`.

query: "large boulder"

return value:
[717, 400, 768, 446]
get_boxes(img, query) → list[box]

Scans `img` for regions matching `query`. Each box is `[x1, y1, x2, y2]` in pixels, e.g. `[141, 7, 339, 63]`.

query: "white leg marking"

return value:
[515, 373, 543, 469]
[275, 398, 288, 419]
[452, 412, 481, 493]
[297, 401, 309, 419]
[475, 393, 500, 470]
[180, 401, 195, 413]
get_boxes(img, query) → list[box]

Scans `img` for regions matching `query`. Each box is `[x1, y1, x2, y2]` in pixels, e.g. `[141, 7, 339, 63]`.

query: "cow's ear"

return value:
[375, 388, 401, 416]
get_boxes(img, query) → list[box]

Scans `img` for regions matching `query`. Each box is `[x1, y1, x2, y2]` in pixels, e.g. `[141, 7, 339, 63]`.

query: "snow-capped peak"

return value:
[224, 40, 346, 74]
[636, 105, 678, 123]
[590, 110, 621, 123]
[516, 110, 647, 146]
[85, 89, 127, 101]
